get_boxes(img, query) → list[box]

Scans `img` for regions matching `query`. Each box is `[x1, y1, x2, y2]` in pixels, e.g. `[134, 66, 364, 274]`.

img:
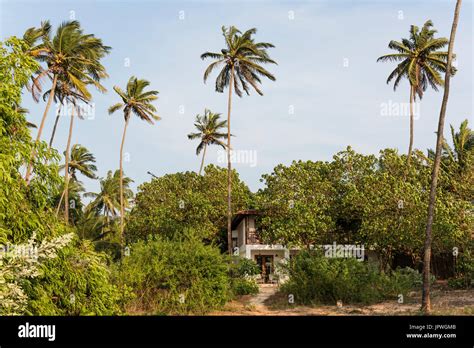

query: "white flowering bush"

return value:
[0, 233, 74, 315]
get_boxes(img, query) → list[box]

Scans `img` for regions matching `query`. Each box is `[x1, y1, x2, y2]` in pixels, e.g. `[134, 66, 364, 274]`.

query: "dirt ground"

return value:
[209, 282, 474, 316]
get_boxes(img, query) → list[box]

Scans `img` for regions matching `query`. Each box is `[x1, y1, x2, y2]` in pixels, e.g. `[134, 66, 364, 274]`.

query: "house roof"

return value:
[231, 209, 259, 230]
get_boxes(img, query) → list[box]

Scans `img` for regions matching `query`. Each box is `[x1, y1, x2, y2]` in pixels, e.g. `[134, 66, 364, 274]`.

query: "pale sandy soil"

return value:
[209, 283, 474, 316]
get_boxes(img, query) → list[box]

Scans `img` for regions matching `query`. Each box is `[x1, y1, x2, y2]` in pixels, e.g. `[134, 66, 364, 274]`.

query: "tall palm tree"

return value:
[85, 170, 133, 230]
[377, 20, 454, 166]
[187, 109, 228, 175]
[201, 26, 276, 254]
[24, 20, 110, 184]
[57, 143, 97, 220]
[108, 77, 160, 249]
[60, 144, 98, 180]
[52, 83, 90, 223]
[422, 0, 462, 314]
[55, 178, 85, 224]
[428, 119, 474, 173]
[34, 23, 109, 222]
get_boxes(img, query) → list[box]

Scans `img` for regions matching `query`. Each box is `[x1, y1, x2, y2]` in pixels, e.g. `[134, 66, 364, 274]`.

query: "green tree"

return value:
[127, 165, 252, 246]
[188, 109, 228, 175]
[85, 170, 133, 230]
[0, 37, 62, 245]
[256, 160, 336, 248]
[330, 147, 470, 271]
[56, 142, 98, 220]
[201, 26, 277, 253]
[24, 20, 110, 184]
[429, 119, 474, 173]
[108, 76, 160, 250]
[377, 20, 454, 166]
[60, 144, 98, 180]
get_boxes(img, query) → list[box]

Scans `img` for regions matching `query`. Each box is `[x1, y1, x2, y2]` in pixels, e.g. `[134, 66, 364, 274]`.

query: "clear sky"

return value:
[0, 0, 472, 195]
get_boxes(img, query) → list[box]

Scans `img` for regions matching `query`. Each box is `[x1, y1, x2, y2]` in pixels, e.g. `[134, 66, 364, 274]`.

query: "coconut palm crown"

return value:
[201, 26, 277, 97]
[377, 20, 455, 99]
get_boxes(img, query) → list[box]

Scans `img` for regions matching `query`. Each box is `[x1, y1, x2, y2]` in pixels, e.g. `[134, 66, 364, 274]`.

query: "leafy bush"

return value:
[118, 235, 230, 315]
[23, 239, 124, 315]
[229, 257, 260, 296]
[0, 233, 74, 315]
[231, 257, 261, 277]
[448, 248, 474, 289]
[231, 278, 259, 296]
[126, 166, 252, 245]
[280, 250, 422, 305]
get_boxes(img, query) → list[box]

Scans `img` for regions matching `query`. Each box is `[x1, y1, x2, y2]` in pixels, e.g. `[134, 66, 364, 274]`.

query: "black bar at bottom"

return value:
[0, 316, 472, 346]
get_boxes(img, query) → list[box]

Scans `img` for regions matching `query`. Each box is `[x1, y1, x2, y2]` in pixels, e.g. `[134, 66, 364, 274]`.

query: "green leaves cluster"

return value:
[257, 160, 336, 248]
[127, 165, 252, 246]
[118, 235, 230, 315]
[24, 238, 123, 315]
[280, 250, 423, 305]
[0, 36, 123, 315]
[256, 146, 472, 270]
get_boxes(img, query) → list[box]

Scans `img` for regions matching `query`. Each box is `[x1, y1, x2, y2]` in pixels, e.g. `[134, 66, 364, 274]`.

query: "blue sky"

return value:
[0, 0, 472, 195]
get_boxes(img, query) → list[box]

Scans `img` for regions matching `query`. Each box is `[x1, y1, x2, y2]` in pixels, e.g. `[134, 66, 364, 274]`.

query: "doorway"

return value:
[255, 255, 274, 283]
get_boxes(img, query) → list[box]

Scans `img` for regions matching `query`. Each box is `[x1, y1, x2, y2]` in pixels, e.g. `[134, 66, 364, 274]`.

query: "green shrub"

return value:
[448, 248, 474, 289]
[229, 257, 260, 296]
[231, 278, 259, 296]
[118, 236, 230, 315]
[280, 250, 421, 305]
[231, 257, 261, 277]
[23, 239, 124, 315]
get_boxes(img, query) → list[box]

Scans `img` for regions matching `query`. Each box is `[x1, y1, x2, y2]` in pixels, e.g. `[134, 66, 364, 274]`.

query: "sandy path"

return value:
[210, 286, 474, 316]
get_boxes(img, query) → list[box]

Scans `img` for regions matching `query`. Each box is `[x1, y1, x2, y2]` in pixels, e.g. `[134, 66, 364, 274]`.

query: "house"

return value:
[231, 210, 378, 284]
[231, 210, 298, 283]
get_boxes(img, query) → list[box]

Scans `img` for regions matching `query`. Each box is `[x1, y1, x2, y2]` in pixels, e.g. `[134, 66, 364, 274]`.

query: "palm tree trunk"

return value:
[56, 188, 66, 216]
[199, 143, 208, 176]
[227, 66, 234, 255]
[407, 85, 415, 167]
[25, 74, 58, 184]
[422, 0, 462, 314]
[49, 103, 62, 148]
[63, 104, 76, 223]
[120, 116, 130, 252]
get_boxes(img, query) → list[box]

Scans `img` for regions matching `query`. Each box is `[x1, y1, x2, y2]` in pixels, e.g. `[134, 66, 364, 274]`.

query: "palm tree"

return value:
[187, 109, 228, 175]
[33, 23, 109, 222]
[54, 85, 90, 223]
[201, 26, 276, 254]
[57, 143, 97, 220]
[41, 80, 86, 148]
[108, 77, 160, 249]
[422, 0, 462, 314]
[24, 20, 110, 184]
[60, 144, 98, 180]
[377, 20, 455, 166]
[55, 178, 85, 225]
[428, 119, 474, 173]
[85, 170, 133, 230]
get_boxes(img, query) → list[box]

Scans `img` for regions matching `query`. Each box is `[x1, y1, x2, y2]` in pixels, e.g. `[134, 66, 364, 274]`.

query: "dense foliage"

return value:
[257, 147, 472, 274]
[280, 250, 423, 305]
[118, 235, 230, 315]
[0, 36, 122, 315]
[23, 239, 123, 315]
[229, 257, 260, 296]
[127, 165, 252, 246]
